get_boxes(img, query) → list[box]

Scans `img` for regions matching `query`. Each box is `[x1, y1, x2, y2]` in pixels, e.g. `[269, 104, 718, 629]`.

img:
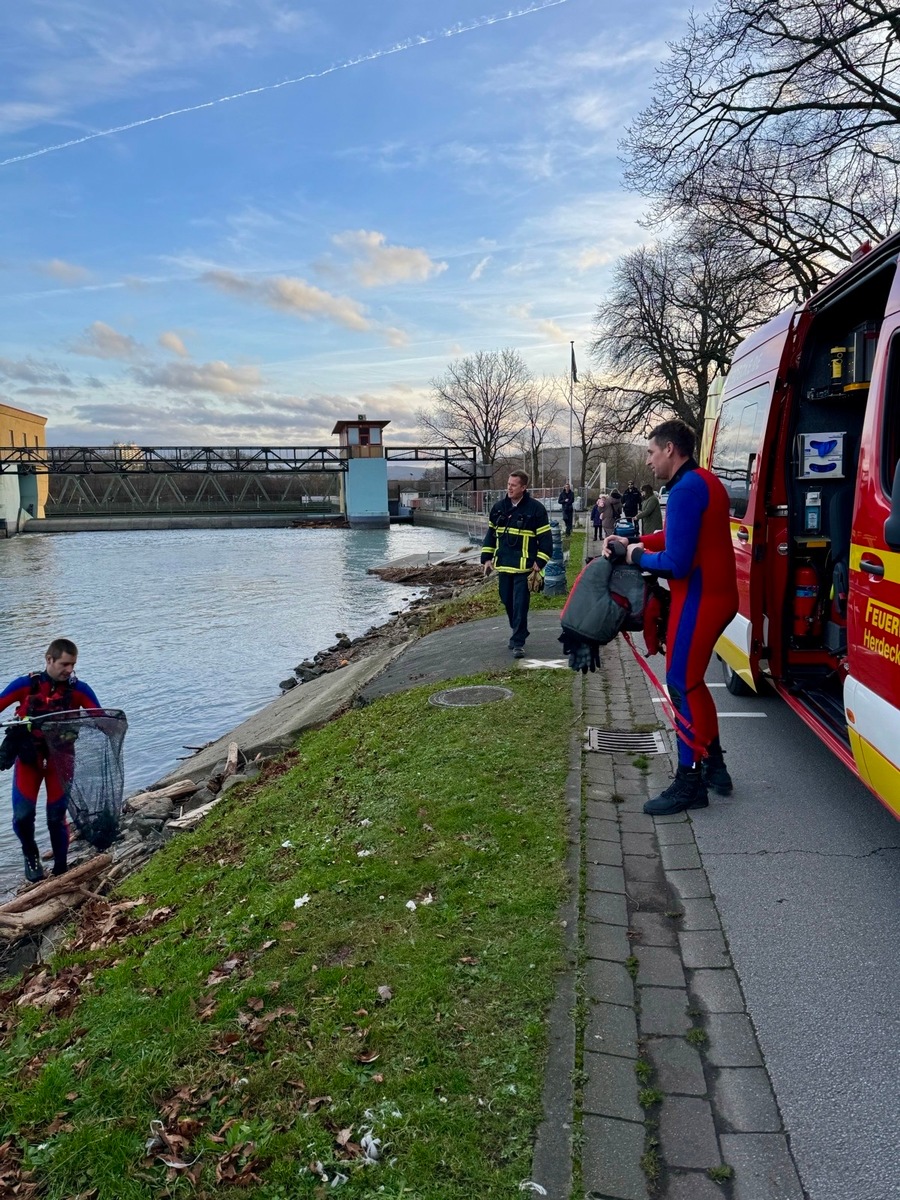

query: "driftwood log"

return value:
[166, 797, 221, 831]
[0, 855, 112, 916]
[224, 741, 240, 779]
[126, 779, 197, 810]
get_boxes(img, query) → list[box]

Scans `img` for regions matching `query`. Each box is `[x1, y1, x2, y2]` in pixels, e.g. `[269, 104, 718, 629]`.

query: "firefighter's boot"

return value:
[643, 766, 709, 816]
[701, 738, 733, 796]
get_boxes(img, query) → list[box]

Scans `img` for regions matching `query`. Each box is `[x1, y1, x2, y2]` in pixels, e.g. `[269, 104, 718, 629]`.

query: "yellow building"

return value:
[0, 401, 48, 522]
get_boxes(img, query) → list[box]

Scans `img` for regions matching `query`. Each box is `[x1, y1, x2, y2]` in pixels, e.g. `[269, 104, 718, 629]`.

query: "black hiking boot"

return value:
[52, 859, 69, 877]
[701, 739, 733, 796]
[23, 850, 45, 883]
[643, 766, 709, 816]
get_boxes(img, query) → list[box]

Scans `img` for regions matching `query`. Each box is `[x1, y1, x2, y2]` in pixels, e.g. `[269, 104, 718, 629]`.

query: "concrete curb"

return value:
[533, 636, 808, 1200]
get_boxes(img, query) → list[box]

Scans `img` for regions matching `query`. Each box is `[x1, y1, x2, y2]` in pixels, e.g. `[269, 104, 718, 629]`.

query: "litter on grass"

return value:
[294, 894, 311, 908]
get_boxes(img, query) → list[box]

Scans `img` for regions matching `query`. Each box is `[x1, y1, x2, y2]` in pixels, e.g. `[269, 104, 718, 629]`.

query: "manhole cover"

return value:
[585, 728, 667, 754]
[429, 686, 514, 707]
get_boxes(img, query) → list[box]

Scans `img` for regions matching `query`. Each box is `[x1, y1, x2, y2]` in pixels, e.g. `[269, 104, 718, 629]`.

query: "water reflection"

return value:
[0, 525, 464, 890]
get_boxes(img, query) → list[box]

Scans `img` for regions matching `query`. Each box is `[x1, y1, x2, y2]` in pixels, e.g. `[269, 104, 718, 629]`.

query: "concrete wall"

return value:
[0, 469, 20, 532]
[345, 458, 389, 527]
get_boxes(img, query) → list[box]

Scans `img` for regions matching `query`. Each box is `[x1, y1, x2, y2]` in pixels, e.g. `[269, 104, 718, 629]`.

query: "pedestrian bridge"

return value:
[0, 444, 480, 521]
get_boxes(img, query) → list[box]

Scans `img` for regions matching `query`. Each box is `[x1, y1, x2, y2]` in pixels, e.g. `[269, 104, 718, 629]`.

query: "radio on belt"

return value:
[804, 490, 822, 534]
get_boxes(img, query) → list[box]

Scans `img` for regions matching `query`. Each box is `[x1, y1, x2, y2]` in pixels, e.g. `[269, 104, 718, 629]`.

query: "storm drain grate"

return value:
[429, 685, 514, 708]
[585, 728, 667, 754]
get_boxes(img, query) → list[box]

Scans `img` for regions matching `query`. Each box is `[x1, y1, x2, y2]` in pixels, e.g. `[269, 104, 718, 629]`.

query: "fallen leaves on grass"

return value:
[0, 1138, 39, 1199]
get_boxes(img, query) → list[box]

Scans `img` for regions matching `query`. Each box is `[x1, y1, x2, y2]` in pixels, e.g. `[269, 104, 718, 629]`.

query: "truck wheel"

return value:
[719, 656, 753, 696]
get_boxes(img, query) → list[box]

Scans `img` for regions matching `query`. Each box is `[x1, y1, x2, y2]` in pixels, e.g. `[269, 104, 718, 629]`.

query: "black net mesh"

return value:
[36, 709, 128, 850]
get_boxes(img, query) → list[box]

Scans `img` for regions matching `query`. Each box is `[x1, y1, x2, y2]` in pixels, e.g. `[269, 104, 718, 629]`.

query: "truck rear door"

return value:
[709, 311, 796, 690]
[845, 310, 900, 817]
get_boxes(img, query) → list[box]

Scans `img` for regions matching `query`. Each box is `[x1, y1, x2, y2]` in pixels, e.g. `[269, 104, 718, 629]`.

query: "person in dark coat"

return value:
[622, 481, 641, 520]
[590, 498, 603, 541]
[557, 483, 575, 536]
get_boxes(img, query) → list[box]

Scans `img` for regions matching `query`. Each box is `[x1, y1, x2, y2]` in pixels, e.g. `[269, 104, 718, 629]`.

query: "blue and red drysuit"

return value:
[0, 673, 100, 868]
[631, 461, 738, 768]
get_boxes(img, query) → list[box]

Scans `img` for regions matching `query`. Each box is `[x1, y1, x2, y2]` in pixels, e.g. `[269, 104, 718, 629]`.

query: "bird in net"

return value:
[35, 709, 128, 850]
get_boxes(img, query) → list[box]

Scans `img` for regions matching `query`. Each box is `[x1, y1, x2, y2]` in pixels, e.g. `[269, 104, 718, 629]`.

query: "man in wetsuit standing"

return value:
[0, 639, 100, 880]
[606, 421, 738, 814]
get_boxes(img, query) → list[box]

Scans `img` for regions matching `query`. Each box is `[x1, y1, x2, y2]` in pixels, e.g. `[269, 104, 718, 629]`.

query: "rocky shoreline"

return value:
[278, 559, 484, 691]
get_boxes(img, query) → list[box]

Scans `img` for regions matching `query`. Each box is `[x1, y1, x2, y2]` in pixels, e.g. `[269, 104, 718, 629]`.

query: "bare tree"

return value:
[512, 378, 562, 485]
[556, 373, 621, 498]
[418, 349, 530, 467]
[590, 225, 781, 434]
[624, 0, 900, 292]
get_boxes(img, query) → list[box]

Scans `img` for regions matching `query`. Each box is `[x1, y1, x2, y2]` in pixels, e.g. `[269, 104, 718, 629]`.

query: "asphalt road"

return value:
[689, 662, 900, 1200]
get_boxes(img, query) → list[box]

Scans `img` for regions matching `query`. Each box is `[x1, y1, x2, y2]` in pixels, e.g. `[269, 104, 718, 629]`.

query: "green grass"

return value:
[0, 671, 573, 1200]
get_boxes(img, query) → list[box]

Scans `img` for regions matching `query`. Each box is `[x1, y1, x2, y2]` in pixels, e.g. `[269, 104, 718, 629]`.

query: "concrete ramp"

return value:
[155, 642, 407, 786]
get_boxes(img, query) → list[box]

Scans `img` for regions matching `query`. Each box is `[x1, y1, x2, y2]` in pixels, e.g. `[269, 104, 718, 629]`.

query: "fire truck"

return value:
[706, 233, 900, 818]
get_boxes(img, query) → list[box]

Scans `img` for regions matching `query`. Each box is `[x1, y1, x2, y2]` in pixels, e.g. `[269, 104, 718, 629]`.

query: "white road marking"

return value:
[520, 658, 569, 669]
[651, 699, 767, 717]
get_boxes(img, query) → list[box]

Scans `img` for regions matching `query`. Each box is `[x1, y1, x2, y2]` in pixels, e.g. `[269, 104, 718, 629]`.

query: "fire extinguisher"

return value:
[793, 563, 821, 639]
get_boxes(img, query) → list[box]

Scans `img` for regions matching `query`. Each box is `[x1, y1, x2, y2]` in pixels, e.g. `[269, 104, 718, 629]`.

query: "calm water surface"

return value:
[0, 525, 465, 891]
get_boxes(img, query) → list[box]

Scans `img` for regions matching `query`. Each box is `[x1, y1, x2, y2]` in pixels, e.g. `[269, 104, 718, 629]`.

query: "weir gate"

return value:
[0, 444, 481, 527]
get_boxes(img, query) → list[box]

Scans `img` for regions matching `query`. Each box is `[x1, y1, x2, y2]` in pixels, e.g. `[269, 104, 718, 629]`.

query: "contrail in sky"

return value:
[1, 0, 571, 168]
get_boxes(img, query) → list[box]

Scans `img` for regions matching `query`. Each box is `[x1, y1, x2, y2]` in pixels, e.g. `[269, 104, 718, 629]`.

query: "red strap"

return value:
[621, 633, 707, 758]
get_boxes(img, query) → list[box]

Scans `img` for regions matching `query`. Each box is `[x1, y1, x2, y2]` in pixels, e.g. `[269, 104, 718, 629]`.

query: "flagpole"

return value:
[567, 341, 575, 492]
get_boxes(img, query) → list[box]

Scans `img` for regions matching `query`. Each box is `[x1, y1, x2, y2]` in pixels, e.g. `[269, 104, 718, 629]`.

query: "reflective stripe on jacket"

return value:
[481, 492, 553, 573]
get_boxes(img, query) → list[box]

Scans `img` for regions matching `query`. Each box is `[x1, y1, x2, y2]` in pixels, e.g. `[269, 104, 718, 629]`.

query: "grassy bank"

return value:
[0, 665, 574, 1199]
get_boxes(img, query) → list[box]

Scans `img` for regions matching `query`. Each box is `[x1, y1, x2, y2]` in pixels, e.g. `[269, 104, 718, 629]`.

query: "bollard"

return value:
[542, 519, 568, 596]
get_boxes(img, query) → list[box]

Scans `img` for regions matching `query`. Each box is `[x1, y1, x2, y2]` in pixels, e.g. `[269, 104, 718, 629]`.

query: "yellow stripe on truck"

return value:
[849, 543, 900, 585]
[849, 728, 900, 819]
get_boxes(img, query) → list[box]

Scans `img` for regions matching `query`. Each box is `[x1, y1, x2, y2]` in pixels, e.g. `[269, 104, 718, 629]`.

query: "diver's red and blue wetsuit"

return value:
[0, 673, 100, 868]
[631, 461, 738, 768]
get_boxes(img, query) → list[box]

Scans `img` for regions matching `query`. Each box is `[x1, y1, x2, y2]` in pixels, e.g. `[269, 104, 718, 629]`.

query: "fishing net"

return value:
[36, 709, 128, 850]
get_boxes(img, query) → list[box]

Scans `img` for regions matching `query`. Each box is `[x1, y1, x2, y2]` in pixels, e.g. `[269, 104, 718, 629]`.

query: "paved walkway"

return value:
[531, 632, 808, 1200]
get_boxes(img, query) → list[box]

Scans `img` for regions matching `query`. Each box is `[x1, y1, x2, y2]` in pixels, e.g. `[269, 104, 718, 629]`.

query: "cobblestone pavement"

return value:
[531, 635, 808, 1200]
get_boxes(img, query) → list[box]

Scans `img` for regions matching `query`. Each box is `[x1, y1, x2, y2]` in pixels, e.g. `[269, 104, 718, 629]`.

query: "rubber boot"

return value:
[643, 765, 709, 815]
[49, 818, 69, 877]
[701, 737, 733, 796]
[22, 845, 44, 883]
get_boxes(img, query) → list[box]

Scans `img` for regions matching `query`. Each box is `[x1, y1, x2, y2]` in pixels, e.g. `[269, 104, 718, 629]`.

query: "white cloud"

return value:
[203, 267, 371, 332]
[37, 258, 91, 284]
[70, 321, 141, 360]
[536, 319, 570, 345]
[0, 101, 59, 134]
[331, 230, 447, 288]
[131, 360, 262, 395]
[0, 356, 72, 386]
[159, 330, 190, 358]
[469, 256, 491, 281]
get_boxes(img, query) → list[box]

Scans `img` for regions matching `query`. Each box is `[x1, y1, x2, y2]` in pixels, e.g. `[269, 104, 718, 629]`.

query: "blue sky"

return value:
[0, 0, 693, 446]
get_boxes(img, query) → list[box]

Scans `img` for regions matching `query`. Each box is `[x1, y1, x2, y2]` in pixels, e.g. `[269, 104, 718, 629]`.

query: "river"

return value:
[0, 524, 466, 892]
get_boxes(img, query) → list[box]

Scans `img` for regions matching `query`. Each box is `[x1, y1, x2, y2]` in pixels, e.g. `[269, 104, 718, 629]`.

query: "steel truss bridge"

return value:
[0, 445, 481, 517]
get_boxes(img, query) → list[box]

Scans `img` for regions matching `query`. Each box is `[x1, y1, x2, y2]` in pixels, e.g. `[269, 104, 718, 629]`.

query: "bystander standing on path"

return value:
[600, 491, 621, 538]
[622, 481, 641, 522]
[590, 497, 603, 542]
[636, 483, 663, 535]
[481, 471, 552, 658]
[557, 483, 575, 536]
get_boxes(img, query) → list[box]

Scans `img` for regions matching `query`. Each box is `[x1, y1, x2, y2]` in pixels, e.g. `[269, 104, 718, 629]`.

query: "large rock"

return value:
[154, 642, 409, 788]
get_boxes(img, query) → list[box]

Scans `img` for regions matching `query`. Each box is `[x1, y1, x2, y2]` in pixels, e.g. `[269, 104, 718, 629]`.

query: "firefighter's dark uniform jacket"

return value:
[481, 491, 553, 573]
